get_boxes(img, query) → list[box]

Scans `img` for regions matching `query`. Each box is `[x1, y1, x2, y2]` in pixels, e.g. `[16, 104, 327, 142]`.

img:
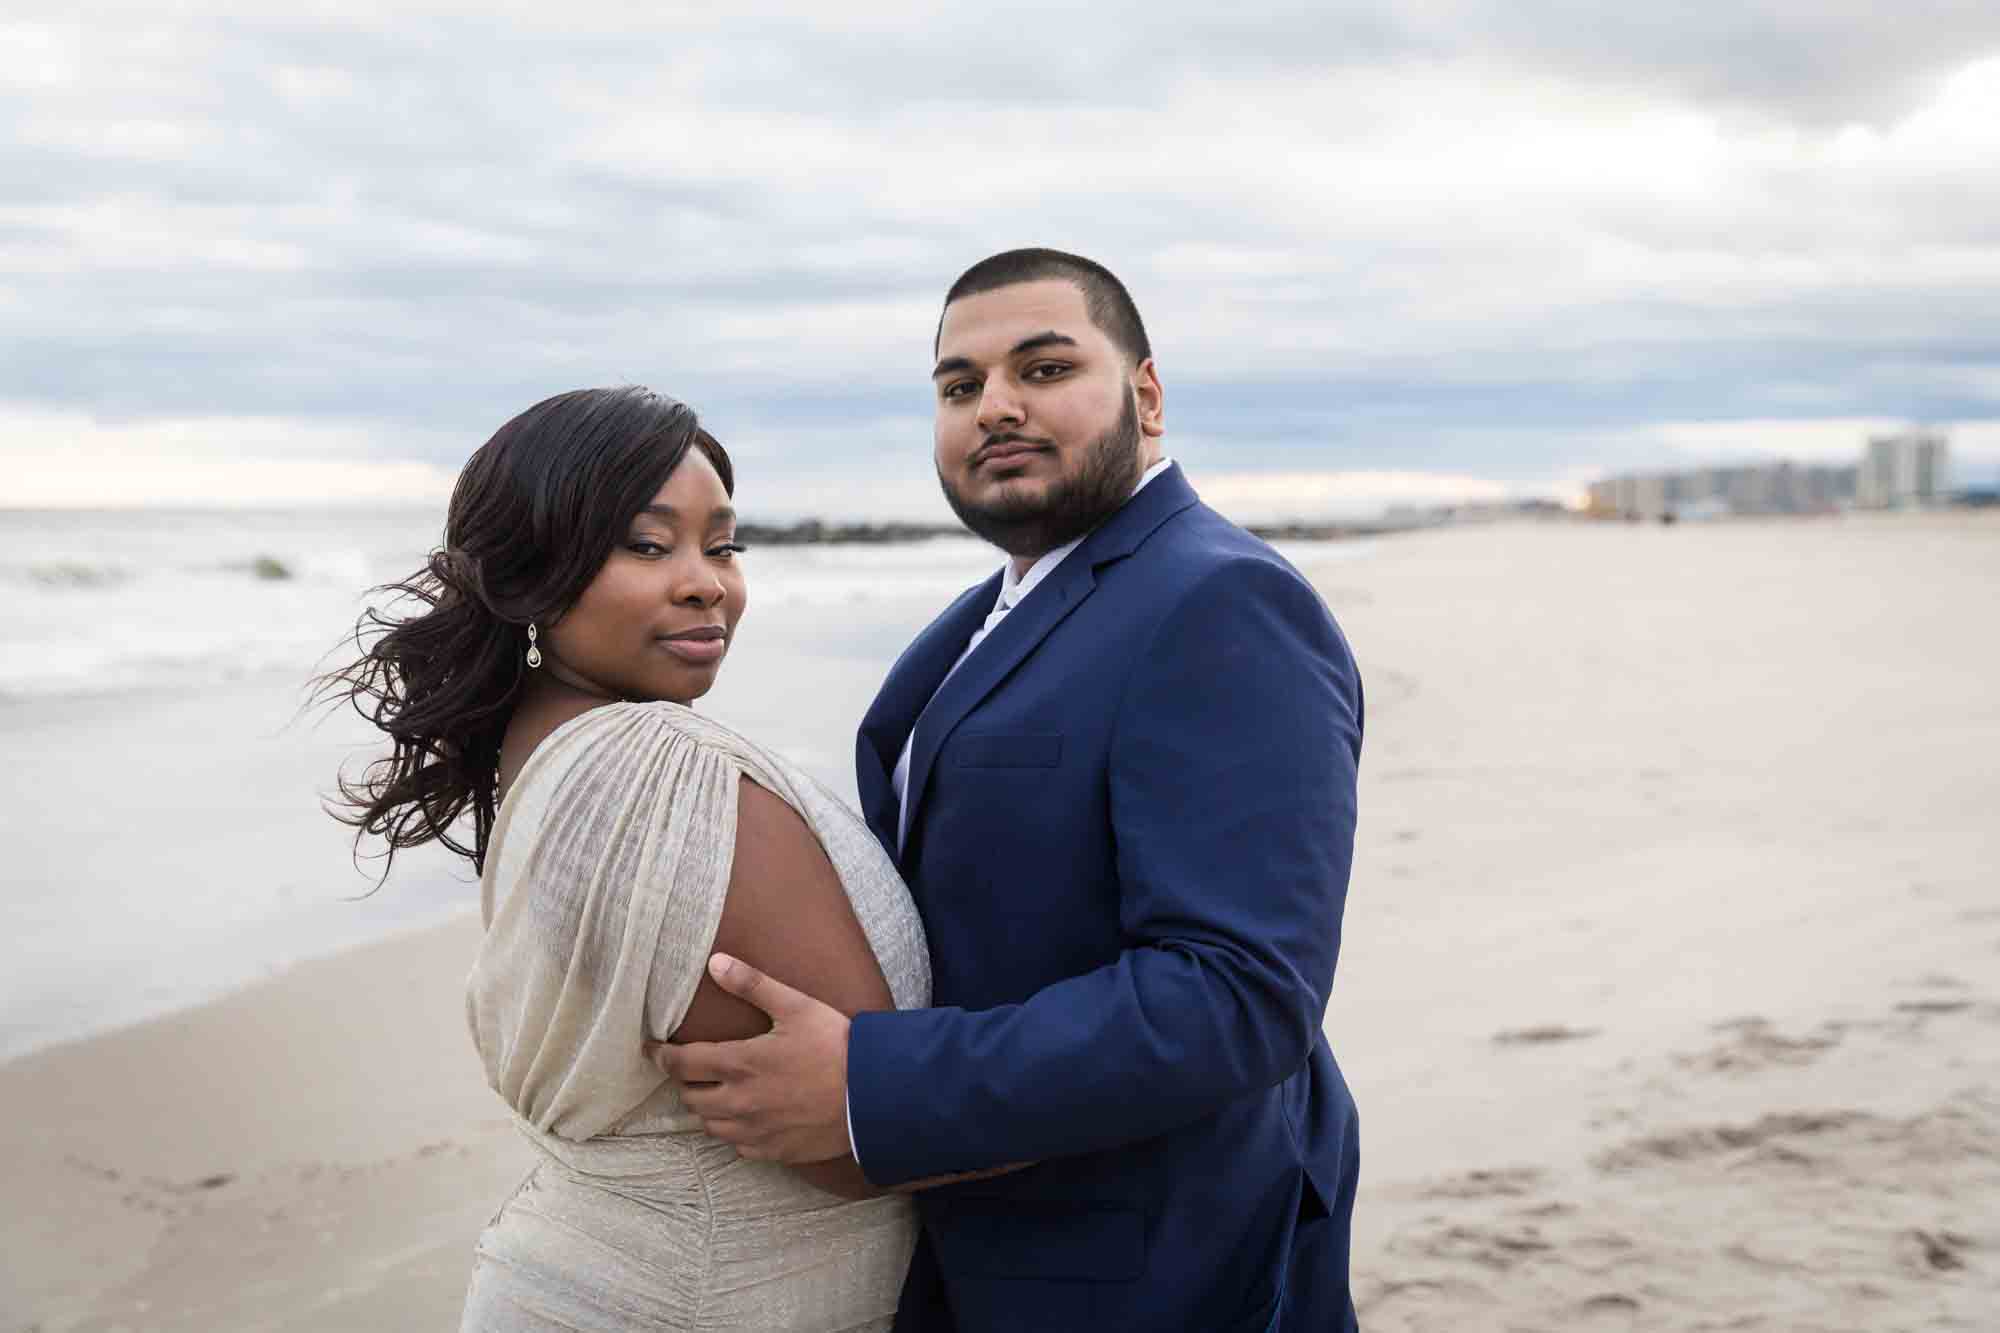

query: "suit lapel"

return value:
[899, 554, 1093, 857]
[899, 464, 1200, 855]
[856, 577, 998, 852]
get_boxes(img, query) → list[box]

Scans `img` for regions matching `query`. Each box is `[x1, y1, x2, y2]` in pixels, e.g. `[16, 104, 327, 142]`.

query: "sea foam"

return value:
[0, 508, 1004, 701]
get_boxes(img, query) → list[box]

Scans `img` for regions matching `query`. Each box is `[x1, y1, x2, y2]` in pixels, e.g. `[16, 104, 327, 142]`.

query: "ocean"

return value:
[0, 507, 1017, 704]
[0, 506, 1368, 1058]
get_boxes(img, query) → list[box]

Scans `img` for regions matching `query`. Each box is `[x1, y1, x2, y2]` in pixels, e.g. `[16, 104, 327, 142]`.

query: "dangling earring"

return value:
[525, 622, 543, 669]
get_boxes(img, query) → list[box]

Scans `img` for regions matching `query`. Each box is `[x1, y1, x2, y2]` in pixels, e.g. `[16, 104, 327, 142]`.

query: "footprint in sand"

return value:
[1906, 1228, 1972, 1273]
[63, 1155, 124, 1185]
[1575, 1292, 1642, 1318]
[1354, 1275, 1487, 1317]
[1410, 1220, 1558, 1271]
[1591, 1110, 1875, 1173]
[1388, 1208, 1643, 1285]
[1493, 1024, 1600, 1046]
[1414, 1166, 1547, 1199]
[1725, 1237, 1821, 1274]
[1674, 1016, 1840, 1075]
[1516, 1200, 1575, 1218]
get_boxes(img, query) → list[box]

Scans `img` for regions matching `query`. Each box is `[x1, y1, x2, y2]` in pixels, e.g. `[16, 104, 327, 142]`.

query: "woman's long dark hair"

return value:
[316, 386, 735, 878]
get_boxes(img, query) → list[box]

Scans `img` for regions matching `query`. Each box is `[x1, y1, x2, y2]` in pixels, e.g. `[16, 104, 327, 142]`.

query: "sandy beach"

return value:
[4, 511, 1995, 1330]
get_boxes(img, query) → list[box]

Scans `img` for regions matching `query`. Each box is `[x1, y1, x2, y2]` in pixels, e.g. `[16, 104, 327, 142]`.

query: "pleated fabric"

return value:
[461, 702, 929, 1331]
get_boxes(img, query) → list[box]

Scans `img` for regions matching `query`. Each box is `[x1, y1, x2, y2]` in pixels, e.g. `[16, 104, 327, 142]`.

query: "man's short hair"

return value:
[937, 248, 1153, 366]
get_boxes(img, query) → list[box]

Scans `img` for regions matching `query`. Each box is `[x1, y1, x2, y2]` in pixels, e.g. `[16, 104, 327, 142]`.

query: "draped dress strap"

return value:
[468, 701, 929, 1140]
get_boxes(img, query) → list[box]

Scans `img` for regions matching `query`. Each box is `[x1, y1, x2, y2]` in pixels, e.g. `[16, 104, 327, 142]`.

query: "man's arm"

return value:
[661, 557, 1361, 1183]
[661, 953, 1033, 1187]
[845, 556, 1361, 1183]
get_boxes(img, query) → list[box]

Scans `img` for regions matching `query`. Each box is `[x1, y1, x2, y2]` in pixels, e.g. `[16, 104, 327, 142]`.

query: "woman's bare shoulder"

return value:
[668, 776, 893, 1046]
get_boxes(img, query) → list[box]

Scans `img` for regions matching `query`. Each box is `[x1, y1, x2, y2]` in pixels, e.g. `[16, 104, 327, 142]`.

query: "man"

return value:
[659, 249, 1363, 1331]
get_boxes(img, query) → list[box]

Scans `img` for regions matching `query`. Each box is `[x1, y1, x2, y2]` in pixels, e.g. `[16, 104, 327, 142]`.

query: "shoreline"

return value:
[0, 914, 528, 1331]
[0, 898, 482, 1069]
[0, 667, 478, 1064]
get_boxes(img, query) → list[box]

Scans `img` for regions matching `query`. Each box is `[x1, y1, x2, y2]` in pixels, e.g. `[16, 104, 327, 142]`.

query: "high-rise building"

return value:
[1585, 460, 1857, 519]
[1858, 430, 1951, 509]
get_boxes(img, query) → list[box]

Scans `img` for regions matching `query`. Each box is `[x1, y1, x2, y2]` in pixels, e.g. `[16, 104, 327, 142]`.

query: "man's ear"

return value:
[1133, 358, 1166, 439]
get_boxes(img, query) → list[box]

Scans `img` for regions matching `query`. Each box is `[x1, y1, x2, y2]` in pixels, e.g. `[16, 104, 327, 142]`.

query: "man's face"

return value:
[932, 279, 1164, 558]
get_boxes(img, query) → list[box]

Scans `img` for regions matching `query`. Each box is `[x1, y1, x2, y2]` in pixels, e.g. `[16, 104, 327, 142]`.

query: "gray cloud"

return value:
[4, 1, 1998, 507]
[1424, 0, 2000, 127]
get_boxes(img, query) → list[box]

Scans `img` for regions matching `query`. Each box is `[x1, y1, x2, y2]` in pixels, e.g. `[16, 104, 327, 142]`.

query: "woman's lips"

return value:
[658, 631, 727, 664]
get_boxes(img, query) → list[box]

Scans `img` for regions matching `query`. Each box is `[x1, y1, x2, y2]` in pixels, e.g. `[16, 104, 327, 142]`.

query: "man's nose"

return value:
[976, 378, 1025, 434]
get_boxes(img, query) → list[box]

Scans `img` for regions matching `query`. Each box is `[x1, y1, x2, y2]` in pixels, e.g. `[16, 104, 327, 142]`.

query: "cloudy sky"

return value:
[5, 1, 1999, 519]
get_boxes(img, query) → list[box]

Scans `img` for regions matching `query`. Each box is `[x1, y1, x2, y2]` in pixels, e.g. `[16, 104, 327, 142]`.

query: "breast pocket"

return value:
[949, 732, 1063, 769]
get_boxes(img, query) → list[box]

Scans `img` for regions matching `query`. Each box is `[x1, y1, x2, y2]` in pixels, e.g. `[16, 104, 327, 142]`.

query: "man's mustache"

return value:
[974, 432, 1057, 464]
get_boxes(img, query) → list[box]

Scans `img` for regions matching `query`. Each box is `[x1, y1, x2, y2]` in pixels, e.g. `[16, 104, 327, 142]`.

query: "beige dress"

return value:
[460, 702, 930, 1332]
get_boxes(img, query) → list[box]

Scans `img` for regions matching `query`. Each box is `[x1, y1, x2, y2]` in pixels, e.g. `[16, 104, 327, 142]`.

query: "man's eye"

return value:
[941, 380, 977, 401]
[1025, 362, 1070, 381]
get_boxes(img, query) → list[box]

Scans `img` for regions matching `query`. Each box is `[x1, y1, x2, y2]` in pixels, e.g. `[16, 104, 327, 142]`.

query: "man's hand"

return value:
[646, 953, 853, 1164]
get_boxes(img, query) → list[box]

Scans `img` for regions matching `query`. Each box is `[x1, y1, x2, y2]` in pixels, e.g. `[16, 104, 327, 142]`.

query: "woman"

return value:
[321, 387, 929, 1330]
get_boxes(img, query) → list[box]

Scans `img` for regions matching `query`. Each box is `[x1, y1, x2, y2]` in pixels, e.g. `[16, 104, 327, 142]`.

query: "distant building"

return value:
[1588, 427, 1959, 519]
[1586, 460, 1856, 520]
[1857, 430, 1951, 509]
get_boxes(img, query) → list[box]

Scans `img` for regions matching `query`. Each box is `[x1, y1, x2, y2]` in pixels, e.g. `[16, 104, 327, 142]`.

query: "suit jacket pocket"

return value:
[927, 1198, 1144, 1280]
[949, 732, 1063, 769]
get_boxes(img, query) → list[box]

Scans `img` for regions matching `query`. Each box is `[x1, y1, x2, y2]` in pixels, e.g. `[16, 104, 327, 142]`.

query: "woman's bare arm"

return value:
[667, 777, 894, 1198]
[664, 778, 1039, 1197]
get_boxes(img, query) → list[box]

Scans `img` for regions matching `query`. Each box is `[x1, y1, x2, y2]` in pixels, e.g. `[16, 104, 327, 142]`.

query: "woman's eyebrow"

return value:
[637, 503, 735, 522]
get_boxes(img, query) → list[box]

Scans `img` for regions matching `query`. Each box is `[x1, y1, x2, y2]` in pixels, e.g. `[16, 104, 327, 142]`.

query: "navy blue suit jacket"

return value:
[848, 465, 1362, 1332]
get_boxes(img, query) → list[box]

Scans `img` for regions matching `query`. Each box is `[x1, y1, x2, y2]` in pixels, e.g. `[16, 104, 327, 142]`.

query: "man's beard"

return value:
[938, 393, 1145, 559]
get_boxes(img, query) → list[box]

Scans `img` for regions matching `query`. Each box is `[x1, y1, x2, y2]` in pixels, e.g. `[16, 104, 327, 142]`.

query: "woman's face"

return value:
[544, 450, 747, 705]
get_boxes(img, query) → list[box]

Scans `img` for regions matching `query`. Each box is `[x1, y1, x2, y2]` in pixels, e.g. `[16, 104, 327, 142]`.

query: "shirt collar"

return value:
[997, 456, 1172, 611]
